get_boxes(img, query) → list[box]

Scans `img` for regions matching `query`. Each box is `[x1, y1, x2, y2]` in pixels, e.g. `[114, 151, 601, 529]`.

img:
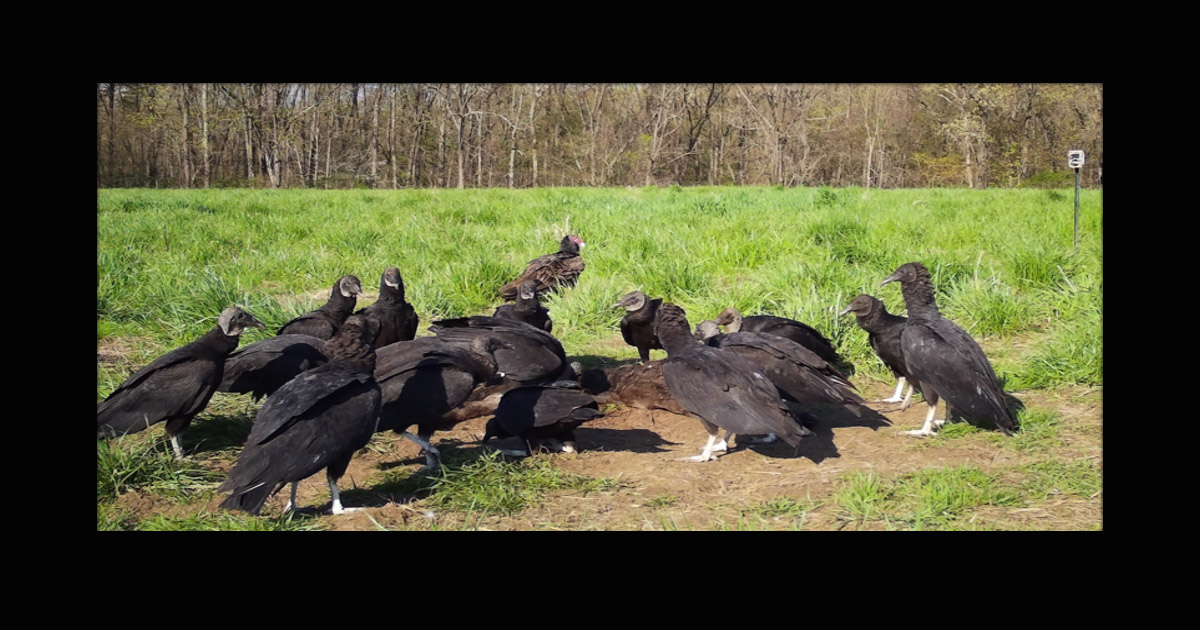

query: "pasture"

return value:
[97, 186, 1102, 530]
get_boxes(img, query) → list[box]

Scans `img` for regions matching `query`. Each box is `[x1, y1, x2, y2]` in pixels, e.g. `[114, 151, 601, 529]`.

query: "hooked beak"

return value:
[838, 305, 853, 317]
[880, 271, 902, 287]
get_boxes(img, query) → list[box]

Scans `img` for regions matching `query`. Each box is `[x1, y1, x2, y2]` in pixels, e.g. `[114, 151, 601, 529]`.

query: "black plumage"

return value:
[218, 315, 381, 515]
[499, 234, 586, 301]
[98, 306, 264, 458]
[429, 316, 568, 384]
[374, 335, 508, 470]
[277, 274, 364, 339]
[656, 303, 810, 462]
[881, 262, 1014, 437]
[695, 324, 864, 416]
[493, 280, 552, 332]
[483, 382, 604, 456]
[717, 307, 842, 366]
[614, 290, 663, 363]
[356, 266, 419, 348]
[840, 294, 915, 405]
[218, 333, 327, 401]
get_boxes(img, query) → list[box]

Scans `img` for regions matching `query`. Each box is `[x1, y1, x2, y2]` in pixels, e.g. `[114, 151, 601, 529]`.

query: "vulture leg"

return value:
[401, 431, 442, 472]
[905, 402, 941, 437]
[328, 473, 360, 515]
[679, 431, 721, 463]
[882, 377, 908, 403]
[900, 383, 914, 410]
[284, 482, 299, 512]
[168, 433, 185, 460]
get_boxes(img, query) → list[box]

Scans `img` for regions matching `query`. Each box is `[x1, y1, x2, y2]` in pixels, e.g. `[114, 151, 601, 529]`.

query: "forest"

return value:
[96, 83, 1102, 190]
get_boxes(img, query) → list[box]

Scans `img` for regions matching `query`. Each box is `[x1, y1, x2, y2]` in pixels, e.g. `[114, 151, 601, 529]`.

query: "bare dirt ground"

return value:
[112, 375, 1100, 531]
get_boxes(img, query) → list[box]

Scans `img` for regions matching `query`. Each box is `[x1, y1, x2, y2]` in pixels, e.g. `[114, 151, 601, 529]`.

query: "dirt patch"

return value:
[205, 380, 1100, 531]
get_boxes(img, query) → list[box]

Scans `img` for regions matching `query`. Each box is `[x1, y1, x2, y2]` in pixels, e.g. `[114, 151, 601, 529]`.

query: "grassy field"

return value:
[97, 186, 1102, 531]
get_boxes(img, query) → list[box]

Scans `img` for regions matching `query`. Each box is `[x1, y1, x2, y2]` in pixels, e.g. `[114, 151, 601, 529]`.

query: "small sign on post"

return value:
[1068, 150, 1085, 252]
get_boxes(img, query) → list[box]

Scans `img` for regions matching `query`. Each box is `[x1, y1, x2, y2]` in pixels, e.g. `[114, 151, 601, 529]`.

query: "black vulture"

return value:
[839, 294, 915, 406]
[881, 262, 1015, 437]
[373, 335, 508, 470]
[356, 266, 419, 348]
[613, 290, 663, 363]
[498, 234, 585, 301]
[493, 280, 553, 333]
[578, 360, 688, 416]
[482, 381, 605, 456]
[656, 303, 810, 462]
[717, 307, 842, 366]
[218, 315, 381, 515]
[218, 333, 328, 401]
[98, 306, 264, 459]
[277, 274, 364, 339]
[694, 323, 865, 417]
[429, 316, 568, 385]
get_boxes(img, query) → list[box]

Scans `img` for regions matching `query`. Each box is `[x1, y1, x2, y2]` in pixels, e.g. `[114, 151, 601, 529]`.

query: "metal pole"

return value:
[1073, 167, 1081, 253]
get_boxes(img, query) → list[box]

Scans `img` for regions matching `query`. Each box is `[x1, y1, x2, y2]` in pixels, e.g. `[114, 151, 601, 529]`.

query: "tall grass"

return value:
[98, 186, 1102, 394]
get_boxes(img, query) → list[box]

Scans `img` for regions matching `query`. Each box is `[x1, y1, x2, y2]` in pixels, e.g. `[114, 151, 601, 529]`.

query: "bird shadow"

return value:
[944, 390, 1027, 431]
[182, 412, 255, 455]
[731, 425, 842, 464]
[572, 427, 680, 454]
[801, 403, 893, 431]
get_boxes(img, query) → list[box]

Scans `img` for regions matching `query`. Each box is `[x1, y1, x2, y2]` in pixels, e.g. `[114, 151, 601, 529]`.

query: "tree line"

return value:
[96, 83, 1102, 190]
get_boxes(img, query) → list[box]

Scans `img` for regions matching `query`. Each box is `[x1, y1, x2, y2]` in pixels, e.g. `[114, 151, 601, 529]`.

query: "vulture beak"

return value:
[880, 271, 902, 287]
[838, 304, 853, 317]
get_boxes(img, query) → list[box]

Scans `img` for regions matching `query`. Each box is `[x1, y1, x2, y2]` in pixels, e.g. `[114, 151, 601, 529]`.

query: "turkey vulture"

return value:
[499, 234, 585, 301]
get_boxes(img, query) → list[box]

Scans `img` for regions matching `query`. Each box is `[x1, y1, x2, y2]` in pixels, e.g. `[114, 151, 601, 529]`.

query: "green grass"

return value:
[131, 510, 324, 531]
[835, 465, 1024, 530]
[98, 187, 1102, 395]
[1019, 460, 1102, 500]
[422, 450, 623, 516]
[97, 436, 223, 501]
